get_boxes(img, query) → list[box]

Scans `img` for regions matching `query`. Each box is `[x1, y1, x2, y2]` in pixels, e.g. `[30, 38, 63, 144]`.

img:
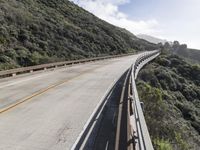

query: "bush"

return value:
[137, 53, 200, 149]
[153, 139, 173, 150]
[157, 57, 171, 67]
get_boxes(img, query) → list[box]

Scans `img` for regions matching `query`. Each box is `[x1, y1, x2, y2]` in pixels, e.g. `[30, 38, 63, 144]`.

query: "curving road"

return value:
[0, 54, 145, 150]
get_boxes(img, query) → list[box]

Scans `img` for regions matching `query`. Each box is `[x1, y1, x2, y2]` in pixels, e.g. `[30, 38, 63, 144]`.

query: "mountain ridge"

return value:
[137, 34, 168, 44]
[0, 0, 157, 71]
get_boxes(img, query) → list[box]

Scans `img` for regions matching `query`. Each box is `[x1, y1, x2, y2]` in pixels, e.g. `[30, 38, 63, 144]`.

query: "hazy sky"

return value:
[71, 0, 200, 49]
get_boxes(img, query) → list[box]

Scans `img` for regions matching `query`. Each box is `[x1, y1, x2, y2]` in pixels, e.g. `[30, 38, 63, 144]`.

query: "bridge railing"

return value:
[0, 53, 133, 78]
[129, 50, 160, 150]
[70, 50, 160, 150]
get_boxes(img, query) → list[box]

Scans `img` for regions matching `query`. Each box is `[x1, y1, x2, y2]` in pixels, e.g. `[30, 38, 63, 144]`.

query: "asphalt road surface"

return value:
[0, 54, 141, 150]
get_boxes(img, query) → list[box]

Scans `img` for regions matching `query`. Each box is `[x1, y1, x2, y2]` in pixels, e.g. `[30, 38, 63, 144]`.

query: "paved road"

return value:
[0, 54, 141, 150]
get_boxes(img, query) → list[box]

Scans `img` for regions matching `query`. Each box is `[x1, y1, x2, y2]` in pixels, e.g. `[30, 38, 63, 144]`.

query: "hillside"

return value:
[137, 53, 200, 149]
[162, 41, 200, 64]
[139, 34, 200, 64]
[137, 34, 167, 44]
[174, 48, 200, 64]
[0, 0, 157, 71]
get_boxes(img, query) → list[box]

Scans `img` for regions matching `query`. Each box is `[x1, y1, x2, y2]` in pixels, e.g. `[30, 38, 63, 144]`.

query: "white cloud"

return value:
[70, 0, 159, 35]
[70, 0, 200, 49]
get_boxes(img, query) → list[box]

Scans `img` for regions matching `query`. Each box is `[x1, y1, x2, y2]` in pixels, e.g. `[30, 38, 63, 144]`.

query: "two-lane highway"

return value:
[0, 54, 142, 150]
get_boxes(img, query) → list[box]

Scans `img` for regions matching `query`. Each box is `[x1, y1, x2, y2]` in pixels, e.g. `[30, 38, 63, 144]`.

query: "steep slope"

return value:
[174, 48, 200, 64]
[0, 0, 157, 70]
[137, 53, 200, 149]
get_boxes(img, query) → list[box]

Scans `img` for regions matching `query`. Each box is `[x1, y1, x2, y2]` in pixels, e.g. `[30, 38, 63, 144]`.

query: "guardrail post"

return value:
[140, 102, 144, 112]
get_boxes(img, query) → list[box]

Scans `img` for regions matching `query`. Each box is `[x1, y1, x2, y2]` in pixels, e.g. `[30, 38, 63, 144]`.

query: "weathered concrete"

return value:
[0, 54, 140, 150]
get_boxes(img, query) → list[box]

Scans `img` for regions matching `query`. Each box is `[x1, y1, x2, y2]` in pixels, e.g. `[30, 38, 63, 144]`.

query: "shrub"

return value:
[137, 53, 200, 149]
[157, 57, 171, 67]
[153, 139, 173, 150]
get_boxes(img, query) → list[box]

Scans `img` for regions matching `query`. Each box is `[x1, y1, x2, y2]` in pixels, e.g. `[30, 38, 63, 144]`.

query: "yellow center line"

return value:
[0, 64, 106, 114]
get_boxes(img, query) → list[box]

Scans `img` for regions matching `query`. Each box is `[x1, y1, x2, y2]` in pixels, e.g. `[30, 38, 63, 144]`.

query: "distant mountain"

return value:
[137, 34, 167, 44]
[0, 0, 157, 71]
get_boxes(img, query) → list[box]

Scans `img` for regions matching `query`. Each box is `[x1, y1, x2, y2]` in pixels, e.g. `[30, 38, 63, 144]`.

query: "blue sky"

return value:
[71, 0, 200, 49]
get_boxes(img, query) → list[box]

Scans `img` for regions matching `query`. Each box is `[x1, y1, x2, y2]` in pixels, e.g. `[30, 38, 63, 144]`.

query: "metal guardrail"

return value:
[115, 68, 132, 150]
[114, 50, 160, 150]
[130, 50, 160, 150]
[134, 50, 160, 79]
[70, 50, 160, 150]
[0, 53, 134, 78]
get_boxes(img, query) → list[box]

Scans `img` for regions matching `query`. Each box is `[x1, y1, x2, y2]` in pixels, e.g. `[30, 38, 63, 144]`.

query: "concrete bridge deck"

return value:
[0, 54, 140, 150]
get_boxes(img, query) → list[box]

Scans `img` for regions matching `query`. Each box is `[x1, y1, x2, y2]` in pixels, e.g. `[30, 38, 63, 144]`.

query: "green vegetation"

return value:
[0, 0, 157, 70]
[137, 53, 200, 149]
[153, 139, 173, 150]
[162, 41, 200, 64]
